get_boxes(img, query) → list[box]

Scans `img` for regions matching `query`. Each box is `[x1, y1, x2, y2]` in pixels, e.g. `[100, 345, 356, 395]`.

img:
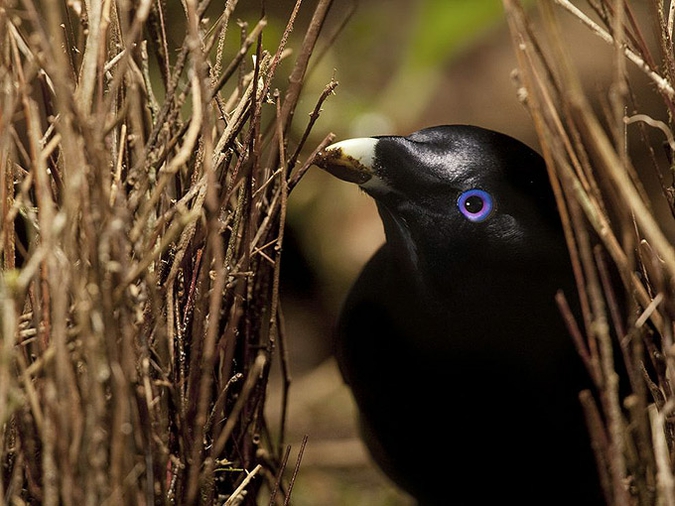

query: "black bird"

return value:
[314, 125, 603, 505]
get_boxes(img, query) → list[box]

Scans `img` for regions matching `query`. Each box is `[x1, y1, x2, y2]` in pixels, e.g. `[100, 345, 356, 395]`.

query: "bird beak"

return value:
[314, 138, 378, 185]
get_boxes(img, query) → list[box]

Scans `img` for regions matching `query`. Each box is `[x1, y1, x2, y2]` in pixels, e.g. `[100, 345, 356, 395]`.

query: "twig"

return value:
[553, 0, 675, 98]
[284, 435, 308, 506]
[650, 403, 675, 506]
[625, 114, 675, 151]
[224, 464, 263, 506]
[267, 445, 291, 506]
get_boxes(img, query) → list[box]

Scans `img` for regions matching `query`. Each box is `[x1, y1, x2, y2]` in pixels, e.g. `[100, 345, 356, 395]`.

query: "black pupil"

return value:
[464, 195, 484, 214]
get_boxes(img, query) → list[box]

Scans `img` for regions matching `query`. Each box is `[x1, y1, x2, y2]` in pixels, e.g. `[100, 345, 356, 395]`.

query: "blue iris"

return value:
[457, 189, 494, 222]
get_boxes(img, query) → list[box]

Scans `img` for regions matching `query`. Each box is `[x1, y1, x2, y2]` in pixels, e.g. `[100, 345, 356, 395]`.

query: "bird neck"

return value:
[376, 204, 424, 285]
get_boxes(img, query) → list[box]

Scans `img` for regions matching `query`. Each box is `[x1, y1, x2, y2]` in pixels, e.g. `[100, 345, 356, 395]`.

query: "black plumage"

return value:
[314, 125, 603, 505]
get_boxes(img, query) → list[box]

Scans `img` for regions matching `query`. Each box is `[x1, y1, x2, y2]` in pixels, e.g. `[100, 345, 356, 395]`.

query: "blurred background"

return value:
[240, 1, 672, 504]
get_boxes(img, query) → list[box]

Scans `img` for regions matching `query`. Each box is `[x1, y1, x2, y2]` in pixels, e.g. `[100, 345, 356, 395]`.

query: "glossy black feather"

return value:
[321, 125, 604, 505]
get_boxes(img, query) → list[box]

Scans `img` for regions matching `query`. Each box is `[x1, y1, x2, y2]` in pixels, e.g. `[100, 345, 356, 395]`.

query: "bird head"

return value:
[315, 125, 569, 297]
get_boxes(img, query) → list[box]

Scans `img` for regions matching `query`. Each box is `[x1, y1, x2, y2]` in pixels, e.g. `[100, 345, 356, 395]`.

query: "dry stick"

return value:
[288, 133, 336, 192]
[556, 291, 597, 382]
[0, 55, 15, 272]
[509, 15, 597, 349]
[253, 77, 338, 500]
[635, 293, 665, 330]
[249, 134, 335, 269]
[21, 0, 69, 99]
[537, 8, 631, 502]
[21, 2, 82, 493]
[14, 343, 45, 434]
[588, 0, 661, 74]
[626, 3, 660, 72]
[263, 0, 334, 173]
[302, 1, 355, 84]
[127, 9, 257, 212]
[553, 0, 675, 98]
[210, 0, 237, 75]
[284, 434, 308, 506]
[182, 0, 227, 501]
[579, 389, 613, 502]
[154, 177, 208, 376]
[524, 0, 672, 502]
[212, 64, 259, 163]
[623, 393, 653, 506]
[279, 0, 334, 135]
[249, 129, 309, 256]
[287, 78, 339, 174]
[554, 145, 663, 332]
[139, 41, 161, 120]
[656, 0, 675, 114]
[110, 122, 126, 207]
[267, 444, 292, 506]
[224, 464, 264, 506]
[259, 0, 303, 109]
[581, 216, 627, 506]
[275, 307, 292, 459]
[510, 8, 597, 328]
[508, 0, 665, 334]
[186, 63, 219, 490]
[210, 19, 268, 101]
[8, 1, 328, 502]
[242, 1, 303, 207]
[230, 41, 273, 482]
[625, 114, 675, 151]
[127, 66, 204, 245]
[211, 22, 231, 119]
[216, 52, 272, 209]
[1, 446, 22, 502]
[576, 109, 675, 315]
[99, 0, 154, 114]
[74, 0, 104, 112]
[0, 282, 17, 466]
[212, 353, 267, 464]
[23, 96, 65, 500]
[609, 0, 628, 155]
[173, 240, 207, 417]
[155, 0, 172, 87]
[650, 403, 675, 506]
[138, 357, 158, 504]
[204, 372, 244, 437]
[42, 383, 58, 506]
[594, 246, 630, 372]
[115, 206, 202, 301]
[266, 96, 291, 454]
[553, 119, 628, 506]
[504, 2, 628, 502]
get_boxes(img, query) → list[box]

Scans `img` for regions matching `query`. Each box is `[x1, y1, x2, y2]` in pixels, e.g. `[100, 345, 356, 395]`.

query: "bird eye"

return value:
[457, 189, 493, 222]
